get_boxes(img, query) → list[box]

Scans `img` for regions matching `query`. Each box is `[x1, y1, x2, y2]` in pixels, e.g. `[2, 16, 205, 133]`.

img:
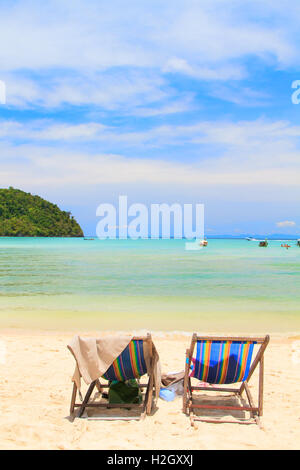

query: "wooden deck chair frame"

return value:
[183, 334, 270, 427]
[70, 334, 155, 420]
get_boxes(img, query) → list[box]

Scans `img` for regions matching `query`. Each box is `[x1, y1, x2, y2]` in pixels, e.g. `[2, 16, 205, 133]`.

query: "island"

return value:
[0, 187, 84, 237]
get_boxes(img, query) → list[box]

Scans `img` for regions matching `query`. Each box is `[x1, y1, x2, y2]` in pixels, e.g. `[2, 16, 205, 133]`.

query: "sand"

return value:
[0, 329, 299, 450]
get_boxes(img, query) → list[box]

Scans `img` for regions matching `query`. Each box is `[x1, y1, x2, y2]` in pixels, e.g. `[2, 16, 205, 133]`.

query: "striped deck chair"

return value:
[183, 334, 269, 426]
[71, 334, 155, 420]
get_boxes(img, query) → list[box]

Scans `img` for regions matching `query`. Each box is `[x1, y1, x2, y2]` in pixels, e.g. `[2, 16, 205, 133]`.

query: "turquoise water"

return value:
[0, 237, 299, 332]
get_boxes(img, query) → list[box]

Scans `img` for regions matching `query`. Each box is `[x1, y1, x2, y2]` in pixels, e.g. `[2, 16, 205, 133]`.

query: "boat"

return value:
[297, 239, 300, 247]
[259, 239, 268, 247]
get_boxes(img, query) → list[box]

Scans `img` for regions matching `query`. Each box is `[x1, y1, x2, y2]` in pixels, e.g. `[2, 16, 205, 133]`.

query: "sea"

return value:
[0, 237, 299, 332]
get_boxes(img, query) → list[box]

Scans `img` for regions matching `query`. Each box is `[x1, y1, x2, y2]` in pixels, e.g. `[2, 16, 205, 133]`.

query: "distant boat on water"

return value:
[297, 239, 300, 247]
[259, 239, 268, 247]
[245, 237, 257, 241]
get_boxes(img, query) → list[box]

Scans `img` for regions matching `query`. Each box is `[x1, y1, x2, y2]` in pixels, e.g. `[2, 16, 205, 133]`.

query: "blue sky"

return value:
[0, 0, 300, 236]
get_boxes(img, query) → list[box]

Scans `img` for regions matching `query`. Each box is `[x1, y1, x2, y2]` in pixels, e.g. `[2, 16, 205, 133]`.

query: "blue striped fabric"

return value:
[103, 340, 147, 381]
[191, 340, 255, 384]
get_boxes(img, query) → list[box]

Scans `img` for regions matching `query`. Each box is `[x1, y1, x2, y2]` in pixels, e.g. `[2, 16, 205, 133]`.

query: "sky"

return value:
[0, 0, 300, 236]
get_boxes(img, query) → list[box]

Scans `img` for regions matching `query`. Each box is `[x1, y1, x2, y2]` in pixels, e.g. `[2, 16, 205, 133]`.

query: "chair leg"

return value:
[141, 377, 151, 419]
[183, 381, 190, 414]
[258, 356, 264, 416]
[146, 373, 154, 415]
[95, 379, 103, 393]
[77, 381, 96, 418]
[70, 382, 77, 415]
[183, 392, 187, 414]
[188, 398, 198, 429]
[183, 349, 190, 414]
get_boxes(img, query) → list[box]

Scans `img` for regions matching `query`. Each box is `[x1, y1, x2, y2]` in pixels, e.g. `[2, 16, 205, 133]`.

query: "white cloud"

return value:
[0, 1, 298, 108]
[2, 70, 168, 110]
[2, 116, 300, 158]
[276, 221, 296, 227]
[0, 1, 284, 71]
[209, 85, 270, 107]
[1, 114, 300, 188]
[153, 1, 295, 66]
[0, 143, 299, 188]
[131, 96, 195, 117]
[163, 58, 245, 81]
[0, 1, 154, 71]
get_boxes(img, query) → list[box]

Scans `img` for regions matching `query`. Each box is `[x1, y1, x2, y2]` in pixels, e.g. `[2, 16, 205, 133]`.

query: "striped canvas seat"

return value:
[102, 340, 147, 381]
[190, 340, 256, 384]
[70, 334, 157, 420]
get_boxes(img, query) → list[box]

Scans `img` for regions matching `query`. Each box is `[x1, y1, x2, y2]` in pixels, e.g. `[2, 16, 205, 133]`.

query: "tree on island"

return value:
[0, 187, 84, 237]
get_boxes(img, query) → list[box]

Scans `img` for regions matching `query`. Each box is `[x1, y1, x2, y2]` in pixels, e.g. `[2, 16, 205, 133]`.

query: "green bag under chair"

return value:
[108, 379, 142, 404]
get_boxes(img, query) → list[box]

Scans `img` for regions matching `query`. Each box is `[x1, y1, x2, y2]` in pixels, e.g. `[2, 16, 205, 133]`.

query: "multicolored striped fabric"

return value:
[190, 340, 256, 384]
[102, 340, 147, 381]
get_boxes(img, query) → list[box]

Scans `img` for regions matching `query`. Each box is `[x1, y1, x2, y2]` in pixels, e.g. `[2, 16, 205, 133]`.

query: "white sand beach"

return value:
[0, 329, 299, 450]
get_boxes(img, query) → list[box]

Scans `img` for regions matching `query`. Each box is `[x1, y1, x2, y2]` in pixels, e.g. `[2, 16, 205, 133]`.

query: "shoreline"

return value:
[1, 326, 300, 338]
[1, 315, 300, 334]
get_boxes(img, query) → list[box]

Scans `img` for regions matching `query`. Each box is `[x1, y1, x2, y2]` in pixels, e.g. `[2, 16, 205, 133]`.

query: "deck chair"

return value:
[183, 334, 269, 426]
[70, 334, 156, 420]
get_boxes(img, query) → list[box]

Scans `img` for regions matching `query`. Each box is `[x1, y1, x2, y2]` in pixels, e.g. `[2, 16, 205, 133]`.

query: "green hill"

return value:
[0, 188, 84, 237]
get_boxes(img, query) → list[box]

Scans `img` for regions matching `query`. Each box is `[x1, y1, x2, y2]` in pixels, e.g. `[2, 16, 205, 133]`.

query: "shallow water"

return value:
[0, 237, 299, 332]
